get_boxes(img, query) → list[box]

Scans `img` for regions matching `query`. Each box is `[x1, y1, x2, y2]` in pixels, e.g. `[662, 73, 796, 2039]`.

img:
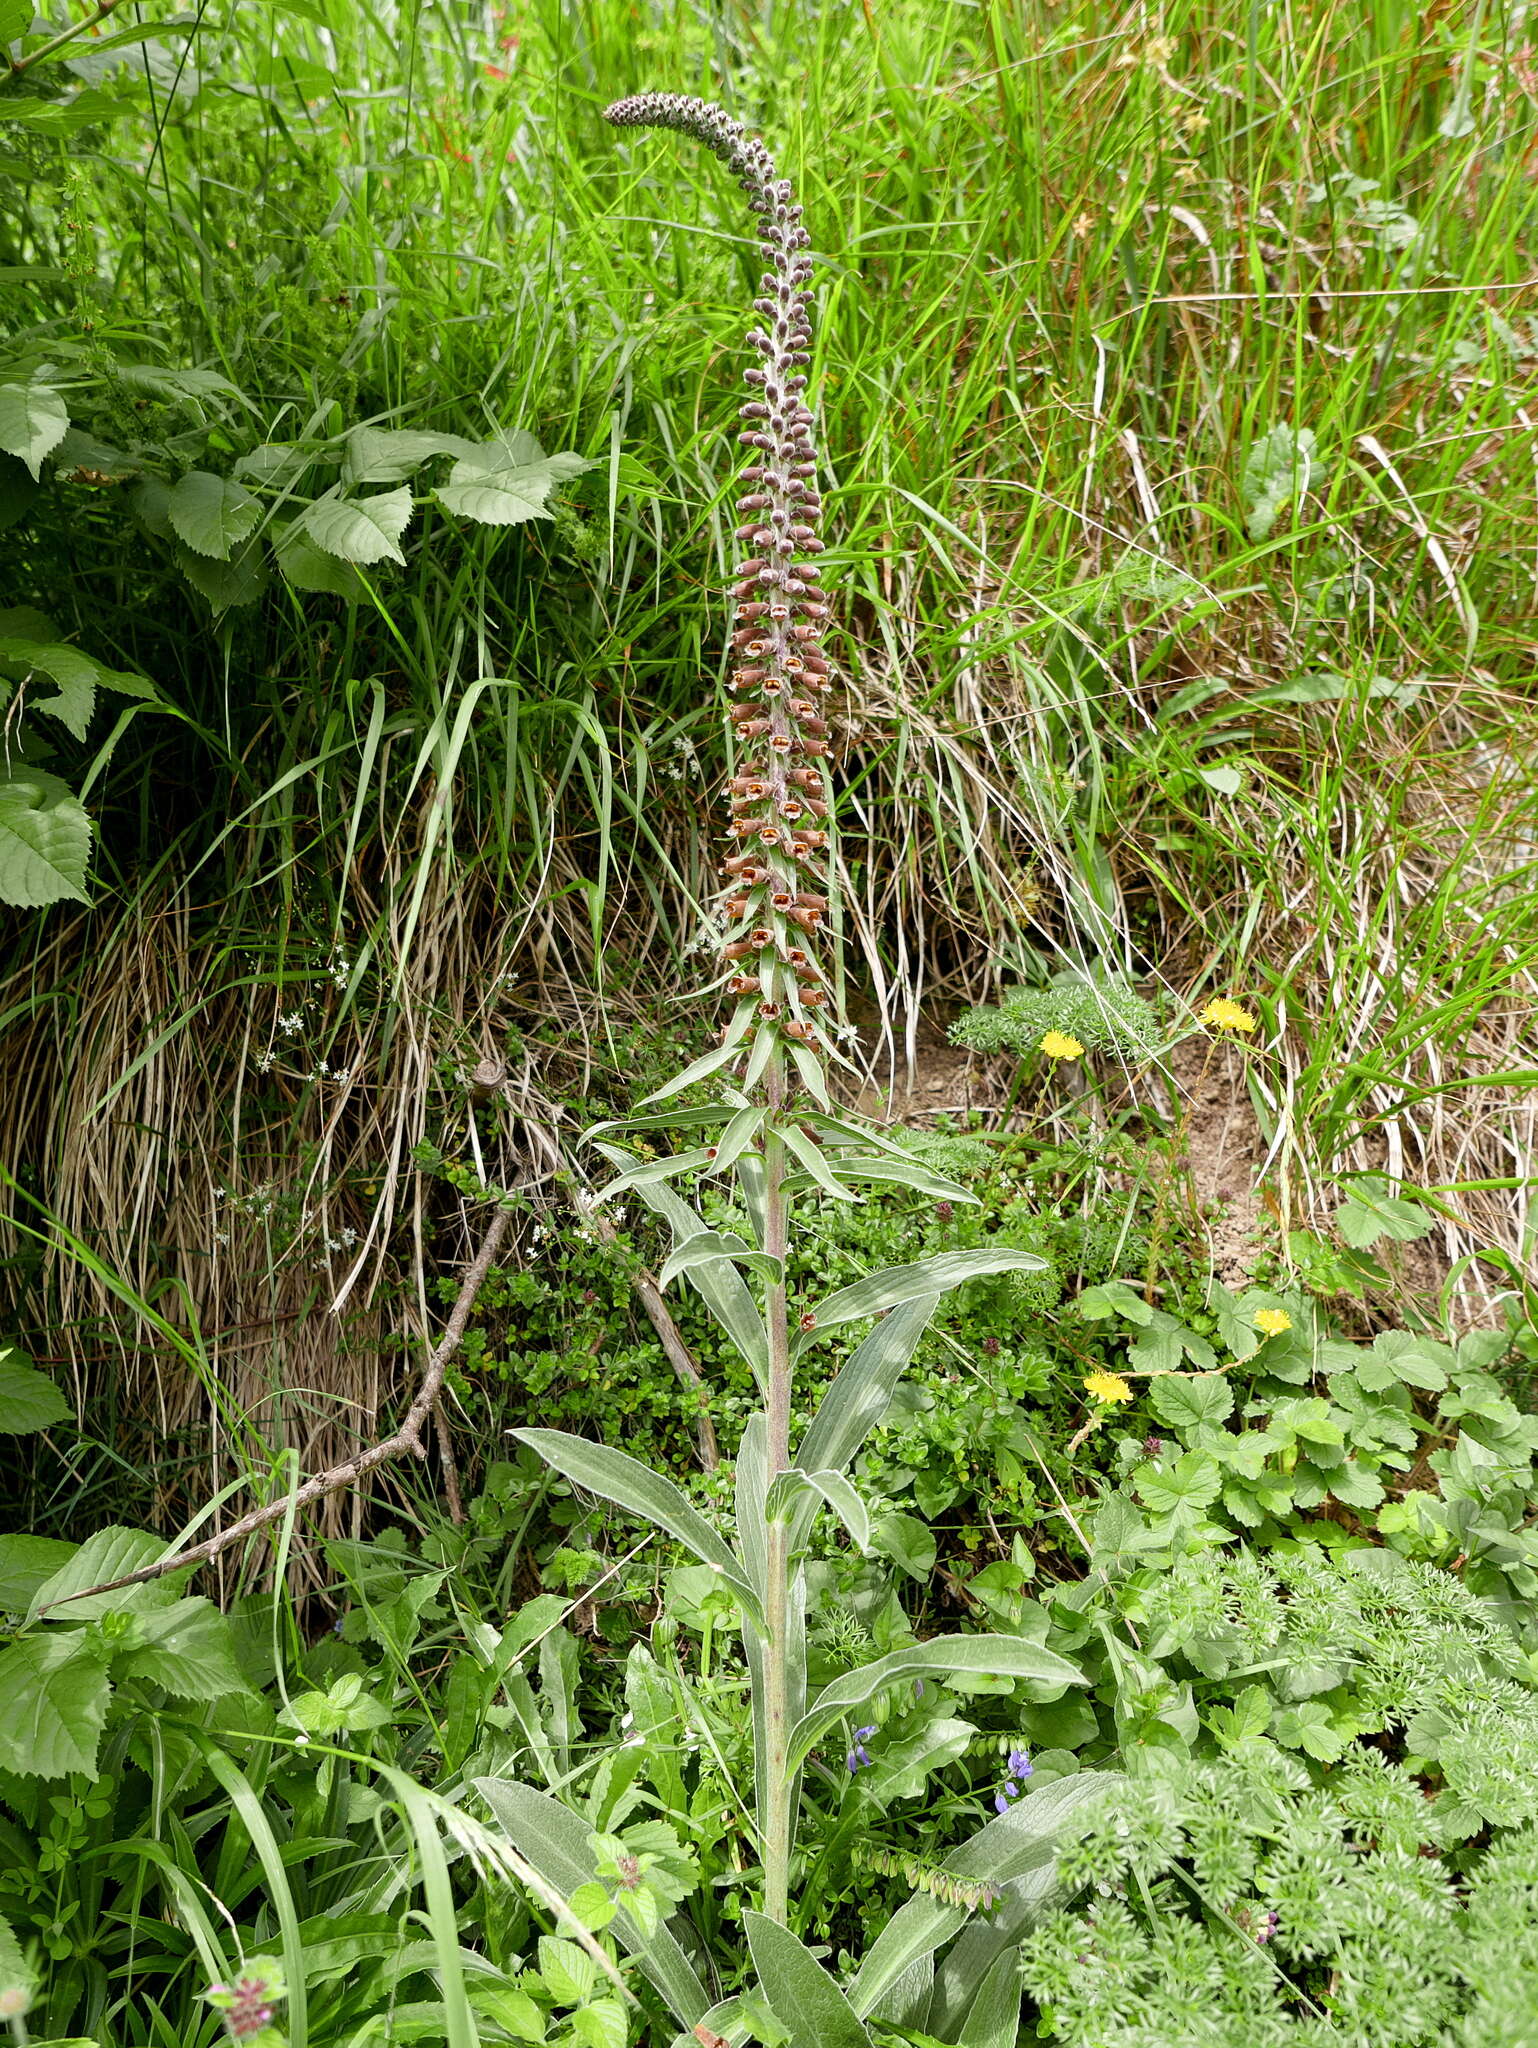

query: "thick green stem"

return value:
[761, 1108, 794, 1925]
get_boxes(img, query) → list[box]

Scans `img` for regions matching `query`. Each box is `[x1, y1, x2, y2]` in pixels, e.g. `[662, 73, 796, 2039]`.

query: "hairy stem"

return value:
[760, 1108, 795, 1923]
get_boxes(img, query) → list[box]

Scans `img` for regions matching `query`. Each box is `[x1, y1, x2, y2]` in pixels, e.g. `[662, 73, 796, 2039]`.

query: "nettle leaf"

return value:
[343, 425, 477, 483]
[1147, 1372, 1233, 1431]
[1207, 1280, 1259, 1362]
[29, 1525, 179, 1620]
[116, 1597, 249, 1699]
[0, 1634, 111, 1778]
[176, 538, 267, 612]
[0, 373, 69, 478]
[434, 435, 594, 526]
[0, 1347, 71, 1434]
[166, 469, 261, 560]
[0, 765, 92, 907]
[296, 484, 414, 565]
[1336, 1174, 1435, 1250]
[1135, 1450, 1223, 1518]
[0, 1535, 77, 1610]
[274, 519, 366, 599]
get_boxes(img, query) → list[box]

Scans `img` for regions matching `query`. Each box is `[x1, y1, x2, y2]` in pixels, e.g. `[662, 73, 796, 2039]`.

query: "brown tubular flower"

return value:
[605, 92, 838, 1081]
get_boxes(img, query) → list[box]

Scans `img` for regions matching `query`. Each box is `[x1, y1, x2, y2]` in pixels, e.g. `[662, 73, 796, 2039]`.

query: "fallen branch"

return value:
[38, 1205, 512, 1615]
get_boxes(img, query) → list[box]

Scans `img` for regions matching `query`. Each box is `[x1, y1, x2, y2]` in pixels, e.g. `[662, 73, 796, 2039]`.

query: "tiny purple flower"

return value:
[1007, 1747, 1033, 1780]
[993, 1789, 1011, 1814]
[846, 1725, 877, 1773]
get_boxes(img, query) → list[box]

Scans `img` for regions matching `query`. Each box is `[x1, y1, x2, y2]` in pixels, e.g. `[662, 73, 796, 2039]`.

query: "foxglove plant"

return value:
[478, 95, 1109, 2048]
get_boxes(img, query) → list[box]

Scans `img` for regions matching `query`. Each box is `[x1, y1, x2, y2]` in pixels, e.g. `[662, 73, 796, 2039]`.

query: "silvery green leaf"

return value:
[476, 1777, 709, 2025]
[956, 1945, 1023, 2048]
[591, 1147, 716, 1204]
[784, 1155, 975, 1202]
[592, 1145, 769, 1381]
[658, 1231, 782, 1291]
[851, 1774, 1114, 2022]
[789, 1637, 1083, 1768]
[744, 1913, 872, 2048]
[926, 1776, 1118, 2035]
[804, 1248, 1048, 1337]
[711, 1104, 766, 1174]
[638, 1038, 740, 1104]
[796, 1297, 939, 1477]
[780, 1121, 862, 1200]
[788, 1043, 831, 1106]
[510, 1429, 761, 1626]
[768, 1468, 870, 1554]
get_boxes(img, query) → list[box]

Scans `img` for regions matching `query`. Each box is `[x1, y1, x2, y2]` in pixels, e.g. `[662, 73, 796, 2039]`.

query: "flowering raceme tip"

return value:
[605, 94, 836, 1091]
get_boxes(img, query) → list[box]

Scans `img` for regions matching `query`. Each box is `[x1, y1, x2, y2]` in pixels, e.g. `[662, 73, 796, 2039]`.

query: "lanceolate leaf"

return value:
[476, 1776, 710, 2026]
[768, 1468, 871, 1554]
[592, 1143, 770, 1381]
[850, 1774, 1116, 2022]
[744, 1913, 872, 2048]
[0, 766, 91, 908]
[511, 1429, 762, 1625]
[803, 1248, 1048, 1339]
[796, 1297, 939, 1477]
[591, 1147, 717, 1203]
[956, 1947, 1023, 2048]
[782, 1155, 975, 1202]
[788, 1637, 1083, 1768]
[658, 1231, 783, 1291]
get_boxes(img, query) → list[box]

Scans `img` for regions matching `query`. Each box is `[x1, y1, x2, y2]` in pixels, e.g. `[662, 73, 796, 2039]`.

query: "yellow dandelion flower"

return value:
[1040, 1030, 1085, 1060]
[1083, 1369, 1134, 1405]
[1253, 1308, 1292, 1338]
[1200, 998, 1257, 1033]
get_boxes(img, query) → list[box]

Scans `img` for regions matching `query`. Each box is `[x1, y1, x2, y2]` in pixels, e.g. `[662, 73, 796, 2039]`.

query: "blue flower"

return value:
[1007, 1747, 1033, 1780]
[993, 1748, 1032, 1813]
[846, 1725, 877, 1773]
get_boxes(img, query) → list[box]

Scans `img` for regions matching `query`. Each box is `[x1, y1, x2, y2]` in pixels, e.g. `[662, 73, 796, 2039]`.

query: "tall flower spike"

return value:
[605, 94, 836, 1092]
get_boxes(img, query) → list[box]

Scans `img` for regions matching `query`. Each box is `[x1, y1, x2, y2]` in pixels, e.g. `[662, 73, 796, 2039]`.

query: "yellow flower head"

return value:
[1200, 998, 1257, 1033]
[1040, 1030, 1085, 1061]
[1083, 1369, 1134, 1405]
[1253, 1308, 1292, 1338]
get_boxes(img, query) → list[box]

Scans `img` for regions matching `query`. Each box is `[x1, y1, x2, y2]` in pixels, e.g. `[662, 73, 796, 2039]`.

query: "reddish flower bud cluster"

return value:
[605, 93, 837, 1079]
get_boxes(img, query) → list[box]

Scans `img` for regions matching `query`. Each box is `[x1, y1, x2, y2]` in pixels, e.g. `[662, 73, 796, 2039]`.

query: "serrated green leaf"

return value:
[1336, 1174, 1435, 1250]
[571, 1997, 627, 2048]
[0, 636, 97, 739]
[343, 425, 478, 484]
[536, 1935, 596, 2008]
[0, 1635, 110, 1778]
[0, 765, 91, 907]
[0, 1348, 71, 1434]
[117, 1597, 250, 1699]
[30, 1526, 178, 1619]
[167, 469, 261, 559]
[1147, 1372, 1233, 1431]
[177, 538, 267, 612]
[296, 485, 413, 565]
[0, 375, 68, 477]
[0, 1534, 77, 1610]
[805, 1248, 1047, 1336]
[435, 437, 593, 525]
[274, 519, 366, 598]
